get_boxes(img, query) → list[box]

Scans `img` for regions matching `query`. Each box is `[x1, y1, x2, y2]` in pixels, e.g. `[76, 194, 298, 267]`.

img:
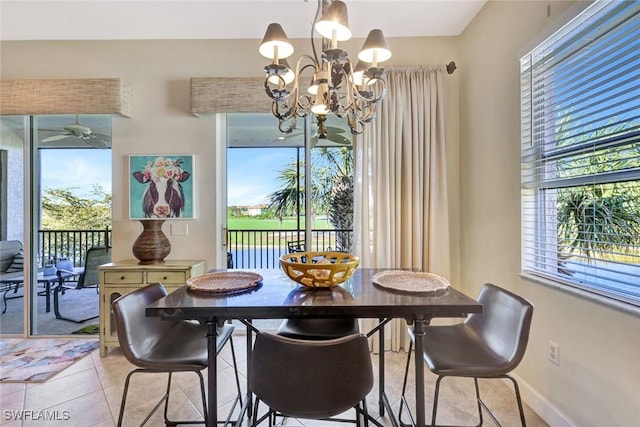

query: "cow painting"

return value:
[131, 156, 192, 219]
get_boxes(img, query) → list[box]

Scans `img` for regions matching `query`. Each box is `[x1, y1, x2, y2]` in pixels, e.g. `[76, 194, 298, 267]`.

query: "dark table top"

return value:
[146, 268, 482, 322]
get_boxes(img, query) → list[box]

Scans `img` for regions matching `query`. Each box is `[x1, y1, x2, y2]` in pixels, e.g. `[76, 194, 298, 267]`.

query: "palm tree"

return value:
[267, 146, 354, 250]
[554, 117, 640, 260]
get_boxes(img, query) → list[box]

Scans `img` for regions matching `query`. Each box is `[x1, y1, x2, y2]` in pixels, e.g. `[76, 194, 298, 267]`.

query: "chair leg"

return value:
[475, 375, 527, 427]
[117, 369, 135, 427]
[505, 374, 527, 427]
[163, 372, 175, 426]
[398, 340, 414, 427]
[196, 370, 208, 426]
[361, 398, 370, 427]
[163, 370, 210, 426]
[250, 398, 260, 427]
[229, 335, 243, 407]
[473, 378, 484, 427]
[118, 369, 207, 427]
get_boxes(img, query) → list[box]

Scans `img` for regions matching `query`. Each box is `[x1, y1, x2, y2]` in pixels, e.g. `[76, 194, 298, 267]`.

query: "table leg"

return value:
[246, 320, 253, 421]
[206, 320, 218, 427]
[45, 281, 51, 312]
[413, 317, 428, 427]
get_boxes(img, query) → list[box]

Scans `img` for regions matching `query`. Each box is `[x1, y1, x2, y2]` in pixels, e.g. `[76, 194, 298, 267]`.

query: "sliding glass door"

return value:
[224, 113, 353, 269]
[0, 114, 112, 336]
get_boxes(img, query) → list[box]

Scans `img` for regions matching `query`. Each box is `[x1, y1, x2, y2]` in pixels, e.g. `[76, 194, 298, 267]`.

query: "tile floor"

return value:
[0, 333, 548, 427]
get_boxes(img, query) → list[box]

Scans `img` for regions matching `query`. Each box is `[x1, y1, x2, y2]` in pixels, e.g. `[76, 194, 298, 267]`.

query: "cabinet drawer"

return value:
[103, 271, 144, 284]
[147, 271, 187, 284]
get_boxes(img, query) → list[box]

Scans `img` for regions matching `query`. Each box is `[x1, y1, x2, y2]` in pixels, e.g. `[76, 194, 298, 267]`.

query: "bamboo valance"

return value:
[0, 78, 132, 117]
[190, 77, 271, 115]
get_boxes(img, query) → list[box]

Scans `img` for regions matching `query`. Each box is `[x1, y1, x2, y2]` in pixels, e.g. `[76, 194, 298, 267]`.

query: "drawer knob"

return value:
[162, 276, 168, 280]
[120, 276, 125, 280]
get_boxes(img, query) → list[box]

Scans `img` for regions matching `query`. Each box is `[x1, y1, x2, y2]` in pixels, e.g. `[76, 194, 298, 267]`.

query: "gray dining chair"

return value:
[276, 317, 360, 340]
[249, 331, 373, 426]
[112, 283, 241, 427]
[277, 279, 359, 341]
[399, 283, 534, 427]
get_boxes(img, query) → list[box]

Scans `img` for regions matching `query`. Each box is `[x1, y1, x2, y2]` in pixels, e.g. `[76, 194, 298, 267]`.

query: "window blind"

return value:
[521, 0, 640, 305]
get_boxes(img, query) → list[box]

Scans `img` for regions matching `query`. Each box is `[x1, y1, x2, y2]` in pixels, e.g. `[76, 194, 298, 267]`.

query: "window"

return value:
[521, 1, 640, 306]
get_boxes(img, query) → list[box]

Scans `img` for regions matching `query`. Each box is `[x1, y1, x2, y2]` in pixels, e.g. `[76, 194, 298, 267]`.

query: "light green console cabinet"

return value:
[98, 260, 206, 356]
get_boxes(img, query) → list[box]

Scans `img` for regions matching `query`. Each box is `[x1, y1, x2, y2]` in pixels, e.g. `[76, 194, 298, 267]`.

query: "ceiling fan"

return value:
[282, 115, 353, 146]
[40, 115, 111, 148]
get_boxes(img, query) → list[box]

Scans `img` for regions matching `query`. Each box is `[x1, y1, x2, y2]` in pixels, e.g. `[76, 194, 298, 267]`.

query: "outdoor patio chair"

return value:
[53, 246, 111, 323]
[287, 240, 306, 253]
[398, 283, 534, 427]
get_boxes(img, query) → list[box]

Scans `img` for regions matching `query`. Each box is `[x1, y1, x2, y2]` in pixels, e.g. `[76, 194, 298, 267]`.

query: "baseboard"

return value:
[510, 373, 576, 427]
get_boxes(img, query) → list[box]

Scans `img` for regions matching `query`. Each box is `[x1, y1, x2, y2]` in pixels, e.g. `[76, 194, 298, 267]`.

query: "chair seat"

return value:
[277, 318, 359, 340]
[410, 325, 515, 377]
[137, 323, 234, 371]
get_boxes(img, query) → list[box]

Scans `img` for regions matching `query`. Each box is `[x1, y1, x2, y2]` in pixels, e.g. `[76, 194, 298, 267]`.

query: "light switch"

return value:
[170, 223, 188, 236]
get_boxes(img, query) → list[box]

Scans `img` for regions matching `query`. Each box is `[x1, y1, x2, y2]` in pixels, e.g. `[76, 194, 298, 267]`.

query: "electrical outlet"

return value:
[548, 341, 559, 366]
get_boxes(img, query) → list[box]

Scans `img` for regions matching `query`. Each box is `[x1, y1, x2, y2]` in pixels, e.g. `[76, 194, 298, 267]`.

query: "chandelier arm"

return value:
[353, 78, 387, 105]
[291, 54, 320, 119]
[310, 0, 324, 66]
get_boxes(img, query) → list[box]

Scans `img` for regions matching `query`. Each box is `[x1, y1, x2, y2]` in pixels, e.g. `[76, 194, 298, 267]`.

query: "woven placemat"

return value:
[372, 271, 450, 293]
[187, 271, 263, 294]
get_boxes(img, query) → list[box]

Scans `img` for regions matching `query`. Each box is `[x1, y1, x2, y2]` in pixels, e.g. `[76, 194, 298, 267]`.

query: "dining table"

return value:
[146, 268, 482, 427]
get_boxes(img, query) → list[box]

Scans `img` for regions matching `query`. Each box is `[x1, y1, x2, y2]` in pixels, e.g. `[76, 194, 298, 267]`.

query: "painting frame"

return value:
[128, 154, 195, 220]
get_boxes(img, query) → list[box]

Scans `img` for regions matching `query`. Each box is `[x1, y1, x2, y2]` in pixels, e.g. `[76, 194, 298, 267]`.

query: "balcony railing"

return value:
[36, 227, 346, 270]
[38, 228, 111, 267]
[227, 228, 352, 269]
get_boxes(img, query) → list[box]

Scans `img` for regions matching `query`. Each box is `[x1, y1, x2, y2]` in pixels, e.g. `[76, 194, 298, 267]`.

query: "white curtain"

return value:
[353, 65, 450, 352]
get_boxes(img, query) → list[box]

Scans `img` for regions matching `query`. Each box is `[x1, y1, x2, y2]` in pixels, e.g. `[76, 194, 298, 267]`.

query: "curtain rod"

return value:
[446, 61, 457, 74]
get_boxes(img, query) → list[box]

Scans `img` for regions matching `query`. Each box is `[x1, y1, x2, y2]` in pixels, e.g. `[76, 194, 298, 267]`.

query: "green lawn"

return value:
[227, 216, 338, 246]
[228, 216, 333, 230]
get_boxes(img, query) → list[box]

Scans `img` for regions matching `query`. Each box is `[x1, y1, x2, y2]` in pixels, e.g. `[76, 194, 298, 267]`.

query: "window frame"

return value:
[520, 0, 640, 308]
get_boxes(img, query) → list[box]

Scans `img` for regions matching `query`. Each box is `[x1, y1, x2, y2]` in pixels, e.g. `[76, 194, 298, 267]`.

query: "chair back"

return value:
[287, 240, 306, 253]
[466, 283, 533, 370]
[112, 283, 177, 366]
[249, 331, 373, 419]
[79, 246, 112, 287]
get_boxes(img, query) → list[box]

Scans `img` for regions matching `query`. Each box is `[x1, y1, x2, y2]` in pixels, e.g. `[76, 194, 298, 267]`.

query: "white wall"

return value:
[459, 1, 640, 426]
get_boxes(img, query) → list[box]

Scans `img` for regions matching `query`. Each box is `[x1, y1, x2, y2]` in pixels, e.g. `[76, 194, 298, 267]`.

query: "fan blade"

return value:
[41, 133, 71, 143]
[325, 126, 346, 134]
[83, 138, 110, 148]
[328, 133, 352, 145]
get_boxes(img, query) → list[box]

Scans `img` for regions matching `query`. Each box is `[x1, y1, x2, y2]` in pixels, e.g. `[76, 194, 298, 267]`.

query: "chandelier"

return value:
[259, 0, 391, 137]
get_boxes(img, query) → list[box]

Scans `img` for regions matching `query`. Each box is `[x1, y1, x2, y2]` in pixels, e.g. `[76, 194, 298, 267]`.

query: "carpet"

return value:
[0, 338, 99, 382]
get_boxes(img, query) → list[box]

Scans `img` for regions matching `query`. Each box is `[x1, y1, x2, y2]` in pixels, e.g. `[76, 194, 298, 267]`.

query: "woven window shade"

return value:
[0, 78, 132, 117]
[190, 77, 271, 115]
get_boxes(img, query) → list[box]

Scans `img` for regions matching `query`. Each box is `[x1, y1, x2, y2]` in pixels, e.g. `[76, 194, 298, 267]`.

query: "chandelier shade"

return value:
[315, 0, 351, 41]
[259, 23, 294, 60]
[358, 29, 392, 64]
[258, 0, 391, 136]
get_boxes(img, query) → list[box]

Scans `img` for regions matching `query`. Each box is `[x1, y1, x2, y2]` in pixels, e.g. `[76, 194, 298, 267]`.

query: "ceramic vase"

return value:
[132, 220, 171, 264]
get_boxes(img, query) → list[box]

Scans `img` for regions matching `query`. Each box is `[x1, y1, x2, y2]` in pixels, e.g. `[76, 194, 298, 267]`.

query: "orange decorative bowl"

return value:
[280, 251, 360, 288]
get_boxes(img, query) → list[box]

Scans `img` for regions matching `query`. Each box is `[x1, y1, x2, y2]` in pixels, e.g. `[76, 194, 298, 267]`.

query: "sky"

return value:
[227, 147, 298, 206]
[41, 149, 112, 198]
[41, 147, 298, 207]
